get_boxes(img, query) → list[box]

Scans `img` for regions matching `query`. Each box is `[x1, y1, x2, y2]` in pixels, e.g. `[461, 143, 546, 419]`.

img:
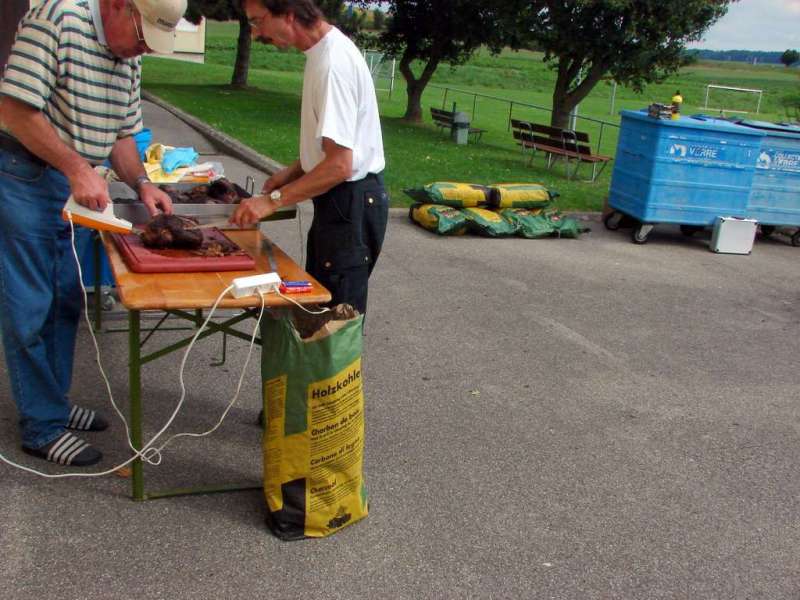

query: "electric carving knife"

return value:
[62, 196, 134, 234]
[61, 166, 134, 234]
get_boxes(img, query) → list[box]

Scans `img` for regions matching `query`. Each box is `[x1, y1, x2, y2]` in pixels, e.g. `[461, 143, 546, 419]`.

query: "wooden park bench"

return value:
[510, 118, 612, 182]
[431, 107, 487, 143]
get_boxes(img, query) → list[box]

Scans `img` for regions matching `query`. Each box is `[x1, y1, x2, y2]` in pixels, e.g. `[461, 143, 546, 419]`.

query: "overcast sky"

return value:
[687, 0, 800, 51]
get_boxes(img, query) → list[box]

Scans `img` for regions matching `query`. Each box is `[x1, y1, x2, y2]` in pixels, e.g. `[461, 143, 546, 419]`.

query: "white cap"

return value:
[131, 0, 188, 54]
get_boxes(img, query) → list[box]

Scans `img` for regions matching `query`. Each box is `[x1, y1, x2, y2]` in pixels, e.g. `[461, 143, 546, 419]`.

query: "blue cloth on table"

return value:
[161, 147, 198, 173]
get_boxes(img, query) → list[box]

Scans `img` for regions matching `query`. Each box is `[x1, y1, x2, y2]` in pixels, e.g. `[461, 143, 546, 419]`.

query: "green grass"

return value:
[142, 21, 800, 211]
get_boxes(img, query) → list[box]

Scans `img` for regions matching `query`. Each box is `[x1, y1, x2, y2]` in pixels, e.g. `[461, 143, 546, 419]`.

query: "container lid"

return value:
[620, 110, 764, 136]
[736, 119, 800, 137]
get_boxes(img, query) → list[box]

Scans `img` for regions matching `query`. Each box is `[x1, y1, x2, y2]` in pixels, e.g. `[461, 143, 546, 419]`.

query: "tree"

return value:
[318, 0, 368, 38]
[371, 8, 385, 31]
[522, 0, 734, 129]
[185, 1, 370, 88]
[780, 49, 799, 68]
[365, 0, 528, 122]
[186, 0, 251, 88]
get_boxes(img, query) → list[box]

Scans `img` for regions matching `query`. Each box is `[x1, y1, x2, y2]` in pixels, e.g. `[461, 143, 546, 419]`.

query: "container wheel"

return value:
[760, 225, 776, 237]
[792, 231, 800, 247]
[680, 225, 703, 237]
[603, 211, 624, 231]
[631, 224, 654, 244]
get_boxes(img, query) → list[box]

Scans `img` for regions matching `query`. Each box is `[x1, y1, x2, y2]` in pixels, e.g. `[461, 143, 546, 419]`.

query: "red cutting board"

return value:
[111, 229, 255, 273]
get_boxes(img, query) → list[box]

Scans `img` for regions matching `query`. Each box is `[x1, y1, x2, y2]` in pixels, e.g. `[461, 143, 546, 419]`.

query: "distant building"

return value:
[1, 0, 205, 72]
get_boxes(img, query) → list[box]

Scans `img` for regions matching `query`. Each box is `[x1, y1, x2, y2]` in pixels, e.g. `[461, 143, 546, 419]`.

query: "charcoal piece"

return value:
[291, 304, 359, 339]
[139, 214, 203, 250]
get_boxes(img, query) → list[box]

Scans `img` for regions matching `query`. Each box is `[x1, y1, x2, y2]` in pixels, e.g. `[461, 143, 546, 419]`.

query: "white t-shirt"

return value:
[300, 27, 385, 181]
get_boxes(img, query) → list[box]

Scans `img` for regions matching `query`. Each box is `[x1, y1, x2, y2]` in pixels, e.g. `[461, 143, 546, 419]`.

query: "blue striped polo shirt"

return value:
[0, 0, 143, 164]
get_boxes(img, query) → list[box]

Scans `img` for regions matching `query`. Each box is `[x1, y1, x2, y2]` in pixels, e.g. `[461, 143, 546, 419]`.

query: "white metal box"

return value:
[710, 216, 757, 254]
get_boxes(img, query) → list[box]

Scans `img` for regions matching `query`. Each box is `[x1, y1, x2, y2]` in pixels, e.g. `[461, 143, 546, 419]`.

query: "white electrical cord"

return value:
[0, 213, 330, 478]
[276, 287, 330, 314]
[0, 217, 241, 477]
[140, 291, 266, 461]
[150, 288, 335, 455]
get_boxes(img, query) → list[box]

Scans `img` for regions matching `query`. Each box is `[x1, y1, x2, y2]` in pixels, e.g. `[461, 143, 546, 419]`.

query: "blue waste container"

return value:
[735, 120, 800, 243]
[607, 110, 765, 243]
[80, 231, 114, 289]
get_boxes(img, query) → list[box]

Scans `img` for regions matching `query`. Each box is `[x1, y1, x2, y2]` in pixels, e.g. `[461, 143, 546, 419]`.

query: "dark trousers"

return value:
[306, 173, 389, 314]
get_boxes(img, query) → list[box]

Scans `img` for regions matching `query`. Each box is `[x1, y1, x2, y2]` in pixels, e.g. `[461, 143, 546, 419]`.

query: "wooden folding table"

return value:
[100, 229, 330, 501]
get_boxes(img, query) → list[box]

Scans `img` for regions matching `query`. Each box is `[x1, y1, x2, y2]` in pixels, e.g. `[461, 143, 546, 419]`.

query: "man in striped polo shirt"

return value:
[0, 0, 186, 467]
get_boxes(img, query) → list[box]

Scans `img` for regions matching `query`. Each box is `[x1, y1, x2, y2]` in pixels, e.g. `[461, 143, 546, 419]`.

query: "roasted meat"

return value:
[190, 239, 244, 258]
[139, 214, 203, 250]
[139, 215, 246, 257]
[159, 178, 249, 205]
[207, 178, 240, 204]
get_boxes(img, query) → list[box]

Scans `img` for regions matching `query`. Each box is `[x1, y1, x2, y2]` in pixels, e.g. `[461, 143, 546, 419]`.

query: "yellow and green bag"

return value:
[462, 207, 518, 237]
[489, 183, 555, 209]
[499, 208, 586, 239]
[409, 203, 468, 235]
[404, 182, 492, 208]
[498, 207, 553, 238]
[261, 311, 368, 540]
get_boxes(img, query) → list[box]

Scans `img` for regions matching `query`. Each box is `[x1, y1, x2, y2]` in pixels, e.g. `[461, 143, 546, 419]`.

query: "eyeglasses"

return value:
[248, 15, 266, 29]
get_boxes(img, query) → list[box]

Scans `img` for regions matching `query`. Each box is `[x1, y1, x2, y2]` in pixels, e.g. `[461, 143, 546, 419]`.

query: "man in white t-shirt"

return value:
[232, 0, 389, 315]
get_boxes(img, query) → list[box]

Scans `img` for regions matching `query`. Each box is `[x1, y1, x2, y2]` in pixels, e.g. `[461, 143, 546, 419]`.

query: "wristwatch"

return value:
[269, 189, 282, 207]
[133, 174, 151, 193]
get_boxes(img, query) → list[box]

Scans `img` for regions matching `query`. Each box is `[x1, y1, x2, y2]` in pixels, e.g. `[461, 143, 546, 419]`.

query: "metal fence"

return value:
[362, 49, 397, 99]
[429, 84, 620, 156]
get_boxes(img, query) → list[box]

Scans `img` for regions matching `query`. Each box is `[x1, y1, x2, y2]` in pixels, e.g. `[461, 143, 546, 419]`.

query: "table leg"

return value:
[129, 310, 144, 500]
[123, 308, 263, 501]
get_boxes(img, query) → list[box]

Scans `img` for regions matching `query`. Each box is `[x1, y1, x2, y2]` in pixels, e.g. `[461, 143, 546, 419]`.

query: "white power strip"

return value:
[230, 272, 282, 298]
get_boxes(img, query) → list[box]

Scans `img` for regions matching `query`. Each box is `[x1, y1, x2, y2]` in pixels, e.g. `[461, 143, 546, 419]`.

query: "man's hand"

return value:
[138, 183, 173, 216]
[67, 163, 111, 211]
[261, 167, 294, 195]
[230, 195, 277, 227]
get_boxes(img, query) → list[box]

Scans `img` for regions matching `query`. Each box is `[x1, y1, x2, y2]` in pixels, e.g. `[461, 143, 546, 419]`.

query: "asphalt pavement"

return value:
[0, 99, 799, 600]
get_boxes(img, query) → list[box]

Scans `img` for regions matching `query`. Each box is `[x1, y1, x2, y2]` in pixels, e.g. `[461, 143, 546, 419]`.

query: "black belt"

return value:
[345, 172, 382, 186]
[315, 171, 383, 203]
[0, 133, 48, 167]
